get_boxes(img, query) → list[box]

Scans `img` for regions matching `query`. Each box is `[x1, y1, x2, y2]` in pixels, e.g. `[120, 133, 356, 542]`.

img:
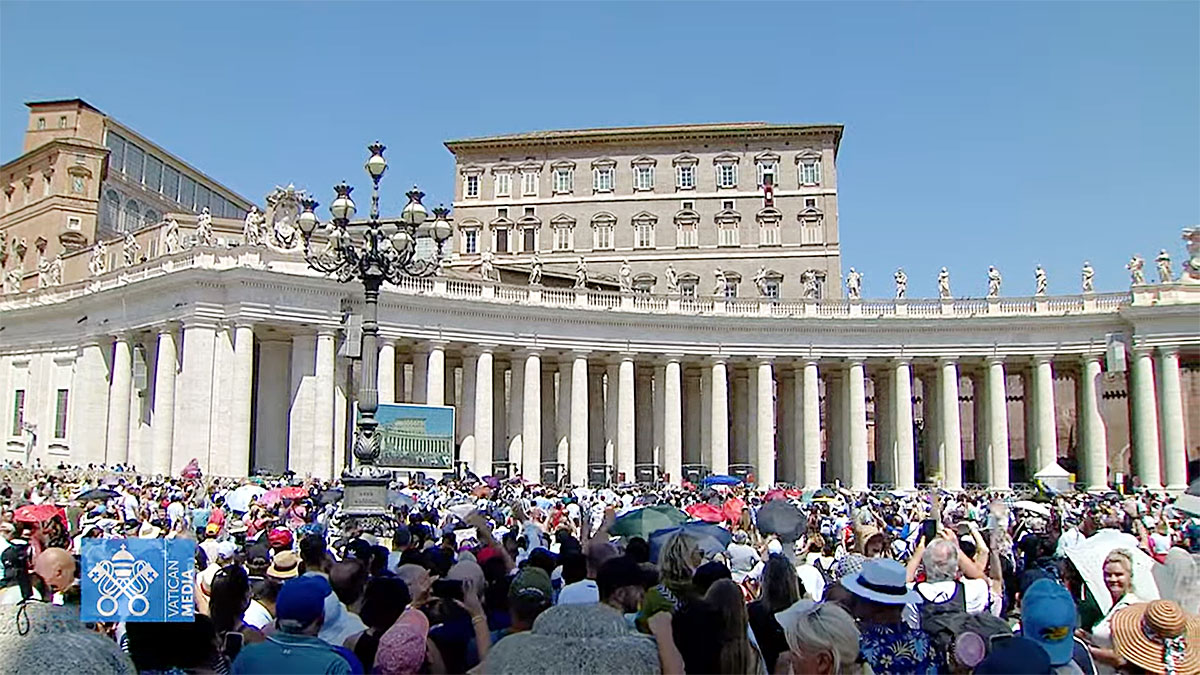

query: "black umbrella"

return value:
[756, 499, 806, 539]
[76, 488, 119, 501]
[1186, 479, 1200, 497]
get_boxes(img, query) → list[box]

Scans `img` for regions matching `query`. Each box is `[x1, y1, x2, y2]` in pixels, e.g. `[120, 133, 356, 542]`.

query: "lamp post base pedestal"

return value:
[340, 467, 393, 534]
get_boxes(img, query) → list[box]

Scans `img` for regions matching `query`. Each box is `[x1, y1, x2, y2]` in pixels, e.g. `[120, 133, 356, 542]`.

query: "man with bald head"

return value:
[33, 547, 76, 603]
[396, 563, 432, 607]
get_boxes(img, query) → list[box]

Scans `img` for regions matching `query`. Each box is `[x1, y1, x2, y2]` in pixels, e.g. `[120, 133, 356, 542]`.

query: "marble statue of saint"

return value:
[894, 268, 907, 299]
[243, 206, 265, 247]
[1081, 261, 1095, 293]
[3, 268, 20, 295]
[665, 263, 679, 294]
[36, 252, 51, 289]
[619, 260, 633, 293]
[89, 240, 108, 276]
[1127, 254, 1146, 286]
[47, 256, 63, 287]
[1183, 228, 1200, 282]
[713, 268, 728, 296]
[528, 253, 543, 285]
[196, 207, 214, 247]
[480, 251, 496, 281]
[123, 230, 141, 267]
[937, 267, 952, 299]
[753, 266, 769, 296]
[163, 217, 181, 254]
[1034, 265, 1047, 296]
[574, 256, 588, 289]
[845, 268, 862, 300]
[802, 270, 818, 299]
[986, 266, 1002, 298]
[1156, 249, 1173, 283]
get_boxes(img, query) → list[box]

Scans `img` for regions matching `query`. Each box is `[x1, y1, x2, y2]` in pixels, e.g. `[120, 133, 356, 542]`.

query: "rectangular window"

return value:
[593, 167, 614, 192]
[676, 165, 695, 190]
[464, 229, 478, 254]
[522, 227, 537, 252]
[465, 175, 480, 198]
[553, 168, 573, 194]
[58, 116, 67, 129]
[594, 225, 613, 250]
[804, 197, 816, 209]
[10, 389, 24, 436]
[723, 280, 738, 299]
[554, 227, 573, 251]
[179, 176, 196, 210]
[497, 207, 508, 219]
[764, 280, 780, 299]
[757, 162, 776, 187]
[680, 280, 697, 298]
[634, 165, 654, 191]
[523, 206, 535, 217]
[678, 223, 698, 247]
[521, 171, 538, 196]
[719, 225, 739, 247]
[106, 132, 126, 173]
[144, 156, 163, 192]
[717, 163, 737, 188]
[681, 200, 695, 211]
[54, 389, 69, 439]
[67, 216, 82, 231]
[125, 143, 145, 183]
[495, 173, 511, 197]
[162, 166, 180, 201]
[760, 223, 781, 246]
[495, 228, 509, 253]
[800, 160, 822, 185]
[195, 184, 211, 213]
[635, 223, 654, 248]
[722, 200, 735, 211]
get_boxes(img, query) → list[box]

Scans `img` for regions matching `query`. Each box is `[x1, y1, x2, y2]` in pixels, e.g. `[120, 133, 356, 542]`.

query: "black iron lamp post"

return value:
[296, 141, 452, 529]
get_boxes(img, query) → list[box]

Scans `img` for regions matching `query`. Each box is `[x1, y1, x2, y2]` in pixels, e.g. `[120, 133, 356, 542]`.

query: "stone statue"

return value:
[1081, 261, 1095, 293]
[195, 207, 214, 247]
[123, 230, 141, 267]
[36, 252, 51, 289]
[753, 266, 770, 296]
[802, 270, 818, 299]
[243, 206, 265, 247]
[89, 240, 107, 276]
[574, 256, 588, 289]
[845, 267, 862, 300]
[528, 253, 543, 285]
[986, 266, 1002, 298]
[47, 255, 62, 287]
[713, 268, 728, 296]
[3, 268, 19, 294]
[0, 231, 7, 267]
[1034, 265, 1047, 296]
[937, 267, 951, 299]
[163, 217, 181, 254]
[1156, 249, 1173, 283]
[894, 268, 907, 299]
[1183, 228, 1200, 282]
[1126, 254, 1145, 286]
[619, 260, 633, 293]
[665, 263, 679, 294]
[479, 251, 497, 282]
[265, 184, 305, 250]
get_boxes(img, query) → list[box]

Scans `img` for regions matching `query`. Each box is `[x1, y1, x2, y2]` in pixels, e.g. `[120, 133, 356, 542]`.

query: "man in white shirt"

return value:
[902, 538, 992, 628]
[120, 486, 140, 522]
[557, 550, 598, 604]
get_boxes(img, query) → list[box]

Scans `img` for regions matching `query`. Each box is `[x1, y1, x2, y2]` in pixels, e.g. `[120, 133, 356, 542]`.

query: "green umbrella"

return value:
[610, 504, 689, 540]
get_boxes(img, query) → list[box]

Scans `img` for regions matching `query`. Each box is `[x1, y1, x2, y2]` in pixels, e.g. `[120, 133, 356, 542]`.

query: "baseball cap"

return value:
[267, 527, 293, 550]
[216, 541, 237, 560]
[275, 575, 331, 629]
[508, 566, 552, 602]
[974, 635, 1053, 674]
[205, 523, 220, 536]
[1021, 579, 1077, 666]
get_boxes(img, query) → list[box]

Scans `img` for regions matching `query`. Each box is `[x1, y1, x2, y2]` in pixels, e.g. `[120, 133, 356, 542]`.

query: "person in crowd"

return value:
[1020, 578, 1097, 675]
[345, 577, 412, 672]
[639, 531, 702, 630]
[557, 550, 597, 604]
[31, 546, 75, 599]
[774, 600, 871, 675]
[748, 554, 800, 671]
[209, 564, 266, 662]
[708, 578, 768, 674]
[1080, 549, 1149, 673]
[232, 575, 355, 674]
[841, 558, 934, 674]
[903, 537, 992, 627]
[126, 614, 227, 674]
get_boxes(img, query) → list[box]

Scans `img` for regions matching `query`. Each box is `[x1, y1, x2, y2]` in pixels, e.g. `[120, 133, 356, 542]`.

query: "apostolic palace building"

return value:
[2, 99, 1198, 492]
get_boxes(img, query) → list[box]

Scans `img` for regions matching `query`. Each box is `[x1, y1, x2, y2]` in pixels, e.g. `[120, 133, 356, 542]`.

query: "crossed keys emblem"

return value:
[87, 544, 158, 617]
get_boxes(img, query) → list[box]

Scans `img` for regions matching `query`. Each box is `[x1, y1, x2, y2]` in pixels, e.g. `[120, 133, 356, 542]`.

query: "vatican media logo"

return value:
[81, 539, 195, 623]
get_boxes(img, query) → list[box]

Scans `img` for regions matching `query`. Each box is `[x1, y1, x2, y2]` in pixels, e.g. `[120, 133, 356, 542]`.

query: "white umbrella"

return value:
[226, 484, 267, 513]
[447, 503, 476, 520]
[1011, 500, 1052, 517]
[1065, 530, 1160, 615]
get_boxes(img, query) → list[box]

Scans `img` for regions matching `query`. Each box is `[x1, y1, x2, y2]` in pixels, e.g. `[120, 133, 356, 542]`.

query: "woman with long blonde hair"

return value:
[774, 600, 873, 675]
[637, 532, 702, 632]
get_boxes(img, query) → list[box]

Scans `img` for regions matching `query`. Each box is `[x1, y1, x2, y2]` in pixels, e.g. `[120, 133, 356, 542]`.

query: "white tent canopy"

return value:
[1034, 463, 1072, 478]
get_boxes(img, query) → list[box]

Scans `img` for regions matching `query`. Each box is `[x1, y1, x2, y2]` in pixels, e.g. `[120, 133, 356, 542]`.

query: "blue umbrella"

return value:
[648, 521, 733, 563]
[702, 474, 743, 487]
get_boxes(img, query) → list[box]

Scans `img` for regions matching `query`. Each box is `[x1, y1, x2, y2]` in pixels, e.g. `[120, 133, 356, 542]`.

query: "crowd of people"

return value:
[1, 459, 1198, 675]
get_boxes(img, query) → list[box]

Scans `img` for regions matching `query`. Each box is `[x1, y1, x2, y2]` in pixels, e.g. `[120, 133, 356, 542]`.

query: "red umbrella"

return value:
[764, 489, 787, 502]
[686, 502, 724, 523]
[280, 486, 307, 500]
[13, 503, 63, 524]
[722, 497, 746, 524]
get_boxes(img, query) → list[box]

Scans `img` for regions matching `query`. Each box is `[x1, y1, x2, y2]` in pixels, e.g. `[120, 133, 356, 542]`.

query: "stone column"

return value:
[426, 342, 446, 406]
[604, 364, 618, 470]
[570, 353, 589, 486]
[411, 345, 428, 405]
[378, 340, 396, 404]
[755, 359, 776, 486]
[176, 322, 216, 474]
[1032, 355, 1058, 474]
[509, 357, 525, 471]
[710, 358, 730, 475]
[73, 338, 111, 467]
[826, 369, 845, 482]
[522, 350, 542, 481]
[848, 359, 869, 491]
[635, 367, 654, 466]
[939, 358, 963, 490]
[617, 355, 636, 482]
[470, 347, 492, 475]
[778, 369, 796, 484]
[1157, 346, 1187, 491]
[1078, 353, 1108, 490]
[556, 361, 571, 471]
[971, 371, 988, 487]
[492, 359, 507, 468]
[986, 357, 1011, 490]
[542, 367, 556, 469]
[799, 360, 822, 489]
[150, 327, 177, 476]
[923, 371, 941, 484]
[700, 366, 713, 469]
[459, 351, 479, 471]
[894, 360, 916, 491]
[229, 323, 255, 477]
[664, 357, 683, 485]
[312, 330, 336, 478]
[732, 369, 749, 465]
[653, 364, 667, 469]
[685, 369, 702, 468]
[106, 333, 133, 466]
[588, 364, 605, 467]
[874, 369, 893, 486]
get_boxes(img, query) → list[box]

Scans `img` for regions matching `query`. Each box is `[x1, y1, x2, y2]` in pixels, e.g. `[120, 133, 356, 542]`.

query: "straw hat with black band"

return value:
[1110, 599, 1199, 675]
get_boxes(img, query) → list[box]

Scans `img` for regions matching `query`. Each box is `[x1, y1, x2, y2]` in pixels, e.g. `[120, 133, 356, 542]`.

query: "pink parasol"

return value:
[686, 502, 724, 523]
[14, 503, 64, 524]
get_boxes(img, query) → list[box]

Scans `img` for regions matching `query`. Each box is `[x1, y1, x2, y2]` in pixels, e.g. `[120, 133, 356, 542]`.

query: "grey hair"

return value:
[781, 602, 863, 675]
[922, 539, 960, 582]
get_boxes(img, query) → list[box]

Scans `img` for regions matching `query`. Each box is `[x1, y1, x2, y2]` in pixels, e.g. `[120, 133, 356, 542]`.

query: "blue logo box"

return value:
[81, 539, 195, 622]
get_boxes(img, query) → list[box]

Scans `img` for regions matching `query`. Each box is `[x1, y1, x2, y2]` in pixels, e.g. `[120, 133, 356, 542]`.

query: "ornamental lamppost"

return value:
[296, 141, 452, 528]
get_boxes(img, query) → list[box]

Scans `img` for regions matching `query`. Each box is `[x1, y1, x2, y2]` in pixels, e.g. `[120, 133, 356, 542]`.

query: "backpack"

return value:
[917, 581, 969, 671]
[814, 557, 837, 588]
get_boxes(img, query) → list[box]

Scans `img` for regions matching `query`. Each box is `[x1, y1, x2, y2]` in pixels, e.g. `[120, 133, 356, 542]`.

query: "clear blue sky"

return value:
[3, 2, 1197, 297]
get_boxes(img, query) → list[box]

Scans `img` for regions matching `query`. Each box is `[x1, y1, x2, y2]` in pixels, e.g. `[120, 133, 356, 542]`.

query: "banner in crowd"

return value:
[371, 403, 455, 470]
[81, 539, 195, 622]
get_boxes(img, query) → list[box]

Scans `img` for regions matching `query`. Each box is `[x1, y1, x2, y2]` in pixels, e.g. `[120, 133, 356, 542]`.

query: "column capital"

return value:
[707, 355, 729, 366]
[517, 346, 545, 357]
[464, 343, 497, 358]
[180, 317, 221, 330]
[231, 318, 255, 330]
[153, 321, 180, 334]
[1080, 351, 1104, 364]
[1157, 344, 1181, 357]
[985, 355, 1007, 366]
[892, 356, 912, 367]
[1031, 353, 1055, 365]
[844, 356, 865, 366]
[755, 356, 777, 366]
[661, 353, 686, 364]
[618, 352, 636, 363]
[798, 357, 821, 368]
[936, 355, 959, 366]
